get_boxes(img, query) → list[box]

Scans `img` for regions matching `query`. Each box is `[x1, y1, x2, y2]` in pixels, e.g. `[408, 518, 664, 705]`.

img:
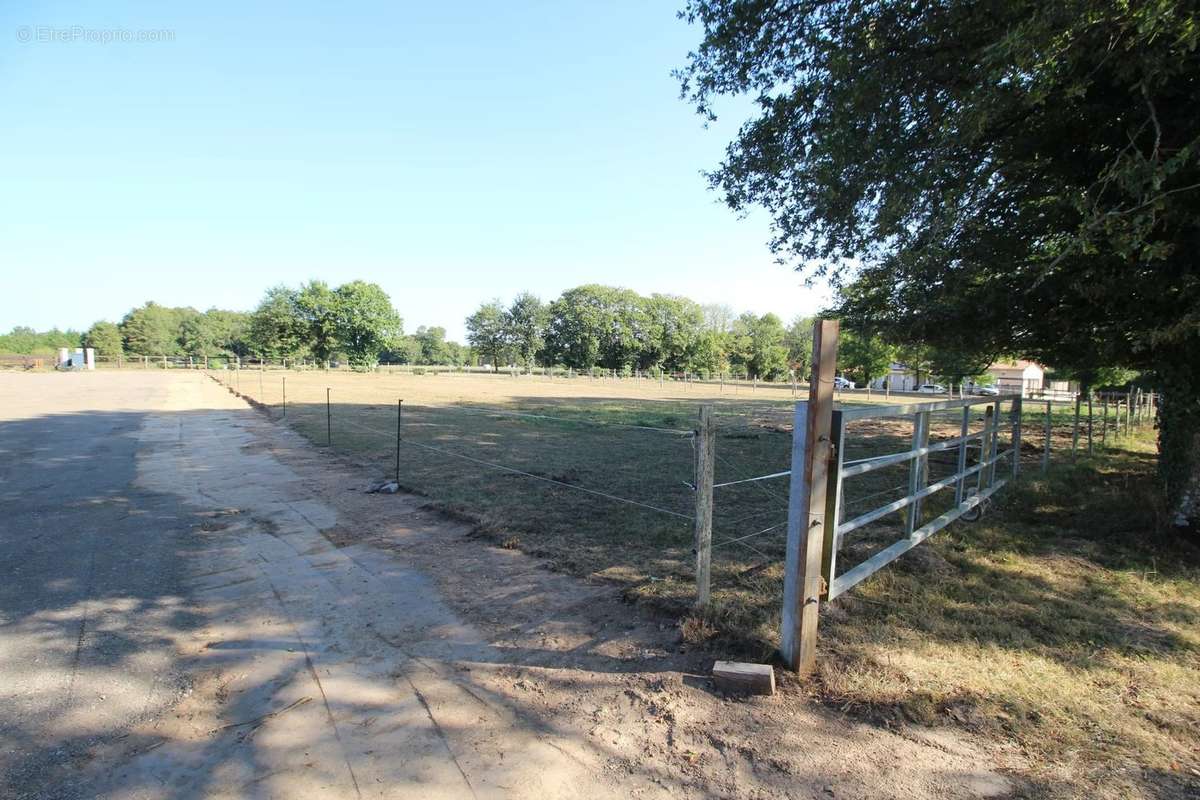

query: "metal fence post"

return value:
[396, 399, 403, 484]
[1042, 399, 1052, 472]
[955, 405, 971, 504]
[326, 387, 332, 446]
[1071, 393, 1081, 459]
[988, 400, 1002, 486]
[1012, 395, 1023, 479]
[1086, 393, 1094, 454]
[1101, 394, 1109, 445]
[693, 405, 716, 606]
[979, 405, 995, 492]
[907, 410, 931, 534]
[821, 410, 845, 591]
[781, 318, 838, 674]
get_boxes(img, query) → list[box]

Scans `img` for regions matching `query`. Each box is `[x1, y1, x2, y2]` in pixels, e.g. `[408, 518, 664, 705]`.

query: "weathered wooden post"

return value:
[780, 319, 839, 674]
[693, 405, 716, 605]
[282, 377, 287, 418]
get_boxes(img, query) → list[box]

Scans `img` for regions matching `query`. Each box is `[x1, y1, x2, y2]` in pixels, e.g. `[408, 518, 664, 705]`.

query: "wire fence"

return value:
[204, 366, 1157, 617]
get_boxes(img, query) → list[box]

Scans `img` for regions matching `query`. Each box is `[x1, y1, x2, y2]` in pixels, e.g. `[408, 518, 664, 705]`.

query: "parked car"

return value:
[833, 376, 856, 389]
[917, 383, 946, 394]
[974, 385, 1000, 396]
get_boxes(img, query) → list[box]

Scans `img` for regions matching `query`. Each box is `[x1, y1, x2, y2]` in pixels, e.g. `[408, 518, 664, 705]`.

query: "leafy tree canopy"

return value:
[332, 280, 403, 367]
[679, 0, 1200, 524]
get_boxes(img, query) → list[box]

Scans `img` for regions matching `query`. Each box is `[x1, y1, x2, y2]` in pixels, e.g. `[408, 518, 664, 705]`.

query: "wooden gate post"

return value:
[780, 319, 839, 673]
[693, 405, 716, 606]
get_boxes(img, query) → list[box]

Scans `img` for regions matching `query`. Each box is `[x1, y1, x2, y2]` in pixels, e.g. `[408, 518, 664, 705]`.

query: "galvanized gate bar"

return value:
[835, 451, 1010, 539]
[829, 477, 1009, 599]
[906, 411, 931, 534]
[954, 406, 971, 505]
[821, 410, 846, 592]
[840, 431, 983, 477]
[837, 394, 1021, 421]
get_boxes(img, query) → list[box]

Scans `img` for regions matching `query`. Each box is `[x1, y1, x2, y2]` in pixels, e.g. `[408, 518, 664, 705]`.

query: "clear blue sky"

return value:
[1, 1, 830, 341]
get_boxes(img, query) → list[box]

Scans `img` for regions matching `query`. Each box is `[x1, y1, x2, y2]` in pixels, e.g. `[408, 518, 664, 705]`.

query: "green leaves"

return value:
[681, 0, 1200, 521]
[247, 281, 402, 366]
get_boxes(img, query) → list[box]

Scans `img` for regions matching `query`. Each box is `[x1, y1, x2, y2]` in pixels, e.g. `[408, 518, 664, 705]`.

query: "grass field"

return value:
[214, 367, 1198, 797]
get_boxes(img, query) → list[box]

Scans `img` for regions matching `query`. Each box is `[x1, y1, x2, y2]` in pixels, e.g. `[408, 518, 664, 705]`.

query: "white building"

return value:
[57, 347, 95, 370]
[867, 359, 1046, 396]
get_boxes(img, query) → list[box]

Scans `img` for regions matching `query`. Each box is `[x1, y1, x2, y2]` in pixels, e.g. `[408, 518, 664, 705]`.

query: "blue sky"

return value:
[1, 1, 830, 341]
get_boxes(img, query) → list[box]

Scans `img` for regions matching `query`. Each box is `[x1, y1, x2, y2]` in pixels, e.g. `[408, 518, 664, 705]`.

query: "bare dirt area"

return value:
[0, 370, 1018, 799]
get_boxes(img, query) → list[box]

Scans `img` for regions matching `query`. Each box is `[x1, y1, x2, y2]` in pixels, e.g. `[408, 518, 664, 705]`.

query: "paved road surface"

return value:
[0, 372, 630, 799]
[0, 370, 1014, 800]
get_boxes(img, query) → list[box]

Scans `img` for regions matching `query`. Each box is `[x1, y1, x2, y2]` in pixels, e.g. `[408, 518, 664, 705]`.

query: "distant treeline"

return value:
[4, 281, 819, 379]
[464, 286, 814, 379]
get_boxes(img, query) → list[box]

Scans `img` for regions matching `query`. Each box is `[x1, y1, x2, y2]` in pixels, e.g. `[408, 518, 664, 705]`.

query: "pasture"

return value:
[216, 369, 1113, 643]
[213, 367, 1200, 796]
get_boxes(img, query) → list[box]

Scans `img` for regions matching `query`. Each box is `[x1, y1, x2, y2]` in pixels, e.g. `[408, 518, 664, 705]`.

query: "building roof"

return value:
[988, 360, 1043, 371]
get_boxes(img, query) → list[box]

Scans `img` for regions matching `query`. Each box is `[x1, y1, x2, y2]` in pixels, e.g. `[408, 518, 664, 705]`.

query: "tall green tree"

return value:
[296, 280, 340, 364]
[178, 309, 250, 358]
[784, 316, 816, 378]
[680, 0, 1200, 527]
[729, 312, 789, 380]
[466, 300, 510, 371]
[332, 281, 402, 367]
[248, 286, 306, 360]
[506, 292, 549, 369]
[82, 321, 123, 357]
[413, 326, 450, 365]
[120, 302, 186, 355]
[839, 330, 896, 387]
[643, 294, 704, 372]
[543, 285, 647, 370]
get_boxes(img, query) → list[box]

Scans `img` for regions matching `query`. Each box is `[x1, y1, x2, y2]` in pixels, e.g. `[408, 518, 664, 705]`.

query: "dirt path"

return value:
[1, 372, 1018, 798]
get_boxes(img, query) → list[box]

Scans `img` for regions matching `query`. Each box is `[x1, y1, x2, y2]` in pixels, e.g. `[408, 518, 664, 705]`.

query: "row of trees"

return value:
[0, 327, 84, 356]
[680, 0, 1200, 525]
[465, 286, 817, 378]
[64, 281, 405, 367]
[13, 284, 820, 378]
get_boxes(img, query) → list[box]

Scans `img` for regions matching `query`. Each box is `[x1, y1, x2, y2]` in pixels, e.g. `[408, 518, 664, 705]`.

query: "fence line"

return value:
[397, 402, 694, 435]
[240, 382, 698, 523]
[202, 363, 1157, 656]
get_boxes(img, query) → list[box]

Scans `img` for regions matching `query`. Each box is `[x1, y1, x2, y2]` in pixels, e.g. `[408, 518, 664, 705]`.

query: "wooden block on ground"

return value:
[712, 661, 775, 696]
